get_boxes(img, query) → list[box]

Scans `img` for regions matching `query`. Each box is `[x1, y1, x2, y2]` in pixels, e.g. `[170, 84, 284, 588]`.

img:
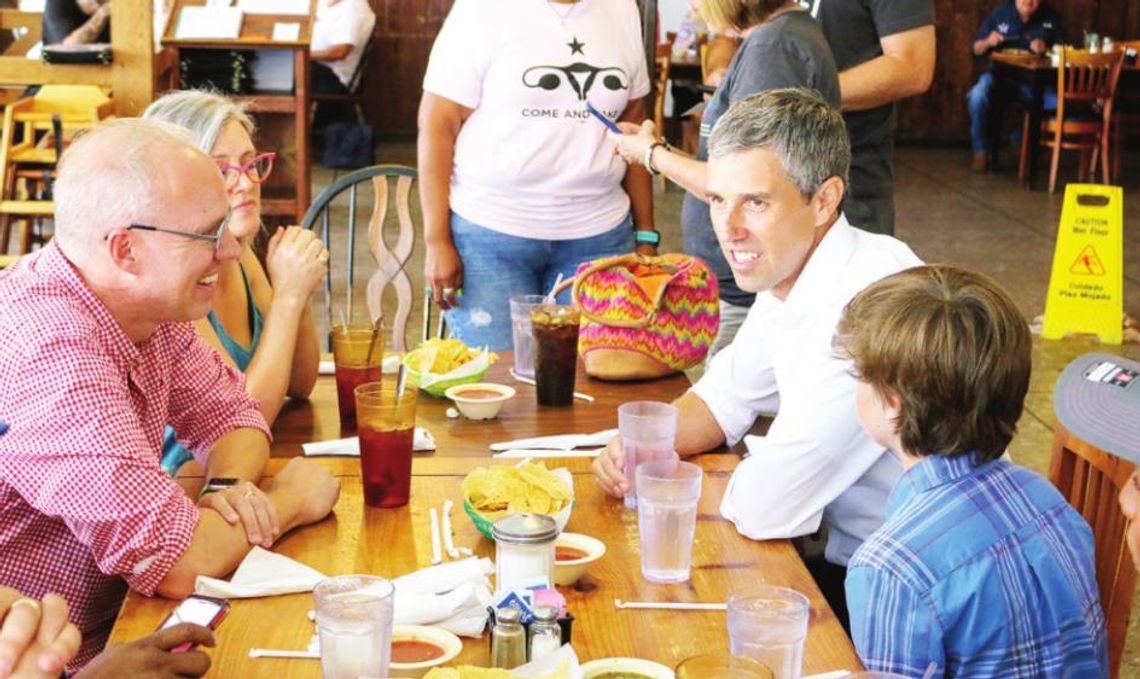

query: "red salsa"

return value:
[391, 639, 445, 663]
[555, 545, 589, 562]
[453, 388, 504, 400]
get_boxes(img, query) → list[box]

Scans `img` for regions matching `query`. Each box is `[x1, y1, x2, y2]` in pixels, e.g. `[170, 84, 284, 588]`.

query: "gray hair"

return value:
[142, 89, 255, 154]
[52, 118, 198, 260]
[707, 88, 850, 199]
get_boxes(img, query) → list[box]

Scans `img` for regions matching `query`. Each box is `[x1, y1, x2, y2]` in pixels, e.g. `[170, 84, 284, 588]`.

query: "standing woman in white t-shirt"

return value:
[418, 0, 657, 350]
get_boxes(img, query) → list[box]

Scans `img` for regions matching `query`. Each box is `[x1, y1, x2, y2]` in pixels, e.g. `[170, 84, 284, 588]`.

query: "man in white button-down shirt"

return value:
[594, 87, 922, 627]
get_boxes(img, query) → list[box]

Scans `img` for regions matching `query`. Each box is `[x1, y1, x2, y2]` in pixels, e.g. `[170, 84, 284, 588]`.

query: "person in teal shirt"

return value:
[145, 90, 328, 475]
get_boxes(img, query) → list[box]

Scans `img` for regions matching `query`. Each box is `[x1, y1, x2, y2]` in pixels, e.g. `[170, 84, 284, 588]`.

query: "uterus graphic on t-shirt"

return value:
[518, 36, 629, 121]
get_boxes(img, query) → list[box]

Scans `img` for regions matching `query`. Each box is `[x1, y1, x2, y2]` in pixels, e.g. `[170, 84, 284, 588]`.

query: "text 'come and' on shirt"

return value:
[422, 0, 651, 240]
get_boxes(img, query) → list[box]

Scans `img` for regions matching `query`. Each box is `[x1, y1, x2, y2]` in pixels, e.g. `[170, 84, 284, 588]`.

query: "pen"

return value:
[585, 101, 622, 134]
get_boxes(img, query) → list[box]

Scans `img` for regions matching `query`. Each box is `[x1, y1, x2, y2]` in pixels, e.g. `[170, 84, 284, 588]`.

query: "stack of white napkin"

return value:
[489, 429, 616, 458]
[194, 548, 493, 637]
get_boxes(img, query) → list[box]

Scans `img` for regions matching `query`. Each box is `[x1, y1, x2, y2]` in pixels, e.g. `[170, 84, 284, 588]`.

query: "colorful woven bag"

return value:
[567, 253, 719, 381]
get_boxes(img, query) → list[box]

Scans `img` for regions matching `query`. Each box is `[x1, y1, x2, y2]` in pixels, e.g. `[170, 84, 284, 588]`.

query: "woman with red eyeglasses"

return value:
[144, 90, 328, 476]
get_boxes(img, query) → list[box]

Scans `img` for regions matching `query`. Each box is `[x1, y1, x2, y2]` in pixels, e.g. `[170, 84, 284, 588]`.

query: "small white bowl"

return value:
[444, 382, 515, 420]
[388, 625, 463, 677]
[553, 532, 606, 586]
[580, 657, 675, 679]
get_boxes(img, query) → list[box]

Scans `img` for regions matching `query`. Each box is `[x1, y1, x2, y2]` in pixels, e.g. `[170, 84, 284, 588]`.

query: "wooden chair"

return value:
[1110, 41, 1140, 183]
[0, 85, 112, 254]
[1019, 47, 1125, 193]
[1048, 424, 1136, 678]
[652, 43, 671, 190]
[300, 164, 439, 353]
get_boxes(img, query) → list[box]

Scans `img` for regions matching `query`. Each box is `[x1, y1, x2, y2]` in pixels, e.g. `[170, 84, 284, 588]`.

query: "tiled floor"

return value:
[314, 142, 1139, 675]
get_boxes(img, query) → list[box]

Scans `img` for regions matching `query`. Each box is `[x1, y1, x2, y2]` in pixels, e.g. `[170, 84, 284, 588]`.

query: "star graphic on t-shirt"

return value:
[567, 37, 585, 55]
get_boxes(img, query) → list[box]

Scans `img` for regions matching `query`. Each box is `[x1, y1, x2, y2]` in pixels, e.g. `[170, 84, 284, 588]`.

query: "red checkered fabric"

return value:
[0, 243, 269, 670]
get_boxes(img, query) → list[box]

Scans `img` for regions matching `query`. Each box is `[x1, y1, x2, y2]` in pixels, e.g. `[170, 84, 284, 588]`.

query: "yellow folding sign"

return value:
[1043, 184, 1123, 344]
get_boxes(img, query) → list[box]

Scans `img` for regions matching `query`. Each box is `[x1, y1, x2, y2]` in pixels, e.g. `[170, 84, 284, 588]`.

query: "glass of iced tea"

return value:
[331, 322, 384, 430]
[354, 382, 417, 508]
[530, 303, 580, 407]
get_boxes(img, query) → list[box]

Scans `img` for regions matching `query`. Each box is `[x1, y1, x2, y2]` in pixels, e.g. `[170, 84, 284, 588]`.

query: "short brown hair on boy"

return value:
[834, 265, 1031, 464]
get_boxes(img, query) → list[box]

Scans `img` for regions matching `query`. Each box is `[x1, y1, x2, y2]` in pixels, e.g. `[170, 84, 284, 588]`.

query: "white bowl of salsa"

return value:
[553, 532, 606, 586]
[388, 625, 463, 677]
[444, 382, 516, 420]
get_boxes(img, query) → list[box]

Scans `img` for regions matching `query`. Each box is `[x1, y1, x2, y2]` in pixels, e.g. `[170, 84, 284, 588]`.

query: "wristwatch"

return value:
[199, 477, 240, 498]
[634, 229, 662, 246]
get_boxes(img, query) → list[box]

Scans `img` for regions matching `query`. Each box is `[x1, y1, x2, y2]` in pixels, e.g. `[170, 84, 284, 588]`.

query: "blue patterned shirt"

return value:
[846, 456, 1108, 678]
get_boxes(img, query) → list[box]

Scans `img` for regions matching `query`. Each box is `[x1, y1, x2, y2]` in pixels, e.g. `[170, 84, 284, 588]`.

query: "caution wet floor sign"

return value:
[1043, 184, 1123, 344]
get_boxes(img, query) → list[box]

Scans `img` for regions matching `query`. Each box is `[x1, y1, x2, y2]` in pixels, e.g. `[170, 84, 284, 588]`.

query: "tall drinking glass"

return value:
[530, 303, 580, 407]
[635, 459, 702, 583]
[618, 401, 678, 509]
[509, 294, 546, 379]
[331, 322, 384, 430]
[314, 575, 395, 679]
[355, 382, 417, 508]
[676, 653, 774, 679]
[727, 586, 810, 679]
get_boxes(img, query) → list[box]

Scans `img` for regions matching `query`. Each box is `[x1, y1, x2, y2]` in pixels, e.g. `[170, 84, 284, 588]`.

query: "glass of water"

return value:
[727, 586, 810, 679]
[635, 459, 702, 583]
[314, 575, 395, 679]
[619, 401, 679, 510]
[509, 294, 546, 379]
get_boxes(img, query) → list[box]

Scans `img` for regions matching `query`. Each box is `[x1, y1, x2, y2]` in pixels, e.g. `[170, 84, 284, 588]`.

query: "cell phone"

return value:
[585, 101, 622, 134]
[158, 594, 230, 652]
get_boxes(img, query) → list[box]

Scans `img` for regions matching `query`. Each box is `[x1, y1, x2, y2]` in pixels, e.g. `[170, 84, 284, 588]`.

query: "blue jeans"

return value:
[967, 71, 1058, 153]
[444, 212, 635, 350]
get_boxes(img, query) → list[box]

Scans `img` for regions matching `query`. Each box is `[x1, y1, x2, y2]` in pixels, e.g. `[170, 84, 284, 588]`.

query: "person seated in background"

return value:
[966, 0, 1063, 172]
[836, 265, 1107, 677]
[594, 88, 922, 629]
[42, 0, 109, 47]
[309, 0, 376, 94]
[0, 588, 212, 679]
[0, 118, 340, 673]
[143, 90, 326, 477]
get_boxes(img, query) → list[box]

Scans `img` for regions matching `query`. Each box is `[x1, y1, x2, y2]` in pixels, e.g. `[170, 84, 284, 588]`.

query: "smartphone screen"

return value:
[160, 595, 229, 631]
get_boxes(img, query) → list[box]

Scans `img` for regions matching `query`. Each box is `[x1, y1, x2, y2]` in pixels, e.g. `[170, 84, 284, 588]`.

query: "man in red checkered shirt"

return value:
[0, 119, 341, 673]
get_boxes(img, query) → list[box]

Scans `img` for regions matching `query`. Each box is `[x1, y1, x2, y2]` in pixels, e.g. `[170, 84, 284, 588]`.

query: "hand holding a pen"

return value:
[607, 119, 660, 168]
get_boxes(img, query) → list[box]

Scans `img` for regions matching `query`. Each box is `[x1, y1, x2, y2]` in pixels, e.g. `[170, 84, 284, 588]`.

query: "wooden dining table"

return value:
[990, 51, 1138, 188]
[109, 354, 864, 676]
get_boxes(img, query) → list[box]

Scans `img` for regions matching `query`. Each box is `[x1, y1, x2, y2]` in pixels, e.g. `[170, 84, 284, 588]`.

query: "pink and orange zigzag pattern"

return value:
[574, 258, 719, 370]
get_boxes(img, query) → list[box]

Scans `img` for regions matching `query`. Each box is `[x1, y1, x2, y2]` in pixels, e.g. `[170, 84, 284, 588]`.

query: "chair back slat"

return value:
[301, 165, 426, 352]
[1048, 425, 1136, 678]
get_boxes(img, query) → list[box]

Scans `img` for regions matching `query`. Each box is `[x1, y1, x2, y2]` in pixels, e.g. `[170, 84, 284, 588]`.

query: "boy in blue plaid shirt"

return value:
[834, 265, 1107, 678]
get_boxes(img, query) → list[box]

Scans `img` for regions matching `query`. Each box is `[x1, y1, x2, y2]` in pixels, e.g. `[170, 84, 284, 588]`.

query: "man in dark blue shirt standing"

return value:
[966, 0, 1063, 172]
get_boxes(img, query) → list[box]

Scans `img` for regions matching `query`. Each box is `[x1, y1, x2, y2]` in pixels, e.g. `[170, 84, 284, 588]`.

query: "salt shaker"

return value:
[528, 605, 562, 662]
[492, 513, 558, 593]
[490, 607, 527, 669]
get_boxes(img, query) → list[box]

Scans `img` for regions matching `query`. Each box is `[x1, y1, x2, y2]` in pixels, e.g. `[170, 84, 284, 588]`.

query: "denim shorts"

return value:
[444, 211, 635, 350]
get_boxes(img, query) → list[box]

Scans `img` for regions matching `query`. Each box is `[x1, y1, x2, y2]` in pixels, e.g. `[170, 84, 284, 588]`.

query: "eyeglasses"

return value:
[217, 152, 276, 186]
[128, 212, 231, 251]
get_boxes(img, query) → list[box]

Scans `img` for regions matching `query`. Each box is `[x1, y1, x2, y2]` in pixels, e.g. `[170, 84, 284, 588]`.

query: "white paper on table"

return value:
[194, 547, 325, 598]
[493, 448, 601, 459]
[238, 0, 308, 14]
[318, 360, 335, 375]
[271, 22, 300, 41]
[513, 642, 580, 677]
[175, 6, 242, 39]
[302, 429, 436, 456]
[803, 672, 853, 679]
[489, 429, 616, 452]
[392, 559, 494, 636]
